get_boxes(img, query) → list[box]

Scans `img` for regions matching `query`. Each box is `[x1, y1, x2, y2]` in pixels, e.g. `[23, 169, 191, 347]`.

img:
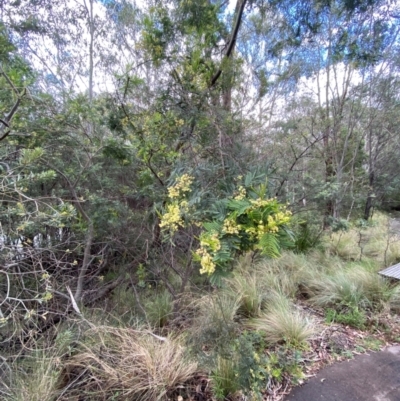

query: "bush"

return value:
[293, 221, 322, 254]
[233, 331, 305, 399]
[325, 307, 366, 329]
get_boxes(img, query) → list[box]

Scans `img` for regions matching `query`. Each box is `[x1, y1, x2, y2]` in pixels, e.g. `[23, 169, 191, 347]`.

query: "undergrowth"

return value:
[3, 212, 400, 401]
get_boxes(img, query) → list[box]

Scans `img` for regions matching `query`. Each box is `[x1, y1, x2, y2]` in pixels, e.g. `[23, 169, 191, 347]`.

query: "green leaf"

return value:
[203, 221, 221, 233]
[258, 232, 280, 258]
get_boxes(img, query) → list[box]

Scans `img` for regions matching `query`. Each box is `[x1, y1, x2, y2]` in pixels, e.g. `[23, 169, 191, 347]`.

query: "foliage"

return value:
[293, 220, 323, 254]
[193, 181, 293, 280]
[325, 307, 366, 329]
[2, 329, 74, 401]
[225, 271, 267, 318]
[1, 1, 400, 400]
[189, 293, 240, 359]
[211, 356, 240, 400]
[212, 331, 305, 400]
[306, 265, 394, 313]
[144, 290, 174, 328]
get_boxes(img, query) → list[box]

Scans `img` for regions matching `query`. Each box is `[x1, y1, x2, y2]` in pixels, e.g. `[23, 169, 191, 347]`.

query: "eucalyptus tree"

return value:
[242, 0, 399, 225]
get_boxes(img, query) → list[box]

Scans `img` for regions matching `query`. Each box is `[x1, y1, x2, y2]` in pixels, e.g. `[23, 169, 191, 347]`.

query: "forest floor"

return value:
[268, 304, 400, 400]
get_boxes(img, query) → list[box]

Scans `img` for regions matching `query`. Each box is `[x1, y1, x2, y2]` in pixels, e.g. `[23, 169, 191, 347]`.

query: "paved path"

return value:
[285, 346, 400, 401]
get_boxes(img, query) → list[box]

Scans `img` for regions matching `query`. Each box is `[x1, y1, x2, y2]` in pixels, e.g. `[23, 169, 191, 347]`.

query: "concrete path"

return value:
[285, 346, 400, 401]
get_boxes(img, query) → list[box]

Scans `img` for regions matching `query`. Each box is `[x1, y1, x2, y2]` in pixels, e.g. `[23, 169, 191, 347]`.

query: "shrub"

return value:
[325, 307, 366, 329]
[293, 221, 322, 254]
[233, 331, 305, 398]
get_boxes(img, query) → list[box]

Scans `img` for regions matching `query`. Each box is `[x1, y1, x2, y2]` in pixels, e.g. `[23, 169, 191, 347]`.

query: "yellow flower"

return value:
[160, 203, 183, 233]
[234, 185, 246, 200]
[197, 249, 216, 275]
[267, 215, 278, 232]
[223, 218, 240, 234]
[167, 174, 194, 199]
[42, 292, 53, 302]
[168, 186, 180, 198]
[180, 200, 189, 212]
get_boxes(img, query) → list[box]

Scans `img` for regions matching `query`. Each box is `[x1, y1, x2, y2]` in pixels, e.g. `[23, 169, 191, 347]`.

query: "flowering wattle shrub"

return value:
[194, 194, 292, 276]
[159, 175, 293, 280]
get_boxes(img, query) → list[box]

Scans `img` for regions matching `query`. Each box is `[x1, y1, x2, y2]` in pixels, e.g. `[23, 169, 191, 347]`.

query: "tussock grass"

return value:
[3, 353, 59, 401]
[58, 326, 197, 401]
[388, 285, 400, 312]
[189, 293, 240, 355]
[224, 272, 267, 317]
[248, 293, 315, 346]
[253, 251, 325, 298]
[2, 330, 74, 401]
[328, 230, 362, 260]
[211, 355, 239, 400]
[196, 292, 240, 323]
[144, 290, 174, 328]
[306, 265, 394, 311]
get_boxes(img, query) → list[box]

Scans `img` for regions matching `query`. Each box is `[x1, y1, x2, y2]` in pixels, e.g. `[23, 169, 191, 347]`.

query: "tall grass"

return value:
[306, 265, 394, 311]
[2, 330, 74, 401]
[211, 356, 239, 400]
[224, 272, 267, 317]
[189, 293, 240, 357]
[326, 212, 400, 266]
[144, 290, 174, 328]
[248, 292, 315, 346]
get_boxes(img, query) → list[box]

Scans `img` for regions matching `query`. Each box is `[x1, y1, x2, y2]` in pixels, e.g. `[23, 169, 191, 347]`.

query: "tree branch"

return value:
[210, 0, 248, 87]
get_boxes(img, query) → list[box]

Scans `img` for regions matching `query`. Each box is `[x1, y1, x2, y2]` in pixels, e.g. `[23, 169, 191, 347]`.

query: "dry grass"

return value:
[58, 326, 197, 401]
[1, 330, 74, 401]
[248, 293, 315, 346]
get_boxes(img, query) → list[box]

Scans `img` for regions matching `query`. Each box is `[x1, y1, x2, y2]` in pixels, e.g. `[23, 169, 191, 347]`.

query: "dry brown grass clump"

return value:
[58, 326, 197, 401]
